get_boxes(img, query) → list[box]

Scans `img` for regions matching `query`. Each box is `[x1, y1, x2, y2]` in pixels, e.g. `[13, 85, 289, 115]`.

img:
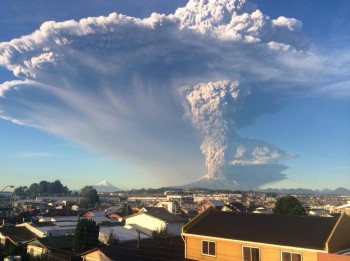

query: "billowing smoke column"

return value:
[1, 0, 345, 188]
[181, 80, 246, 179]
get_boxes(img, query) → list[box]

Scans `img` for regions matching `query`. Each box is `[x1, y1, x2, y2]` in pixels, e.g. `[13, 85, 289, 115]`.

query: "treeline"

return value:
[14, 180, 71, 198]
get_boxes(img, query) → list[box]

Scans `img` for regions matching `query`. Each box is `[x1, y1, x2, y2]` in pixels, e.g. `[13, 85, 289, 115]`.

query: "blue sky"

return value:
[0, 0, 349, 191]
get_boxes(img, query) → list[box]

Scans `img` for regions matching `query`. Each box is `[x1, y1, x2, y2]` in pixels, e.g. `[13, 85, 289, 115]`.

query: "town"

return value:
[1, 181, 350, 260]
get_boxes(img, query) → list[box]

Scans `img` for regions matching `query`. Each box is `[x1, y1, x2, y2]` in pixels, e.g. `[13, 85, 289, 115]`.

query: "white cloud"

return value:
[272, 16, 302, 31]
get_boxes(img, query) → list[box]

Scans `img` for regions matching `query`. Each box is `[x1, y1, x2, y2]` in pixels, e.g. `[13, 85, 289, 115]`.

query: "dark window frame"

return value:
[281, 251, 302, 261]
[201, 240, 216, 257]
[242, 246, 260, 261]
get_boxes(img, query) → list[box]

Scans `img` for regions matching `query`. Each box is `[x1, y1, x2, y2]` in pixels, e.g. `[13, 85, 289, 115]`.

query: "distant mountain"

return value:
[93, 180, 120, 192]
[182, 176, 241, 190]
[333, 187, 350, 195]
[179, 176, 350, 195]
[261, 187, 350, 195]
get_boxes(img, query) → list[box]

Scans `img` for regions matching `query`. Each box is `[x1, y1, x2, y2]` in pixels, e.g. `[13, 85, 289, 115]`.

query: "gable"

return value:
[83, 249, 113, 261]
[184, 210, 338, 250]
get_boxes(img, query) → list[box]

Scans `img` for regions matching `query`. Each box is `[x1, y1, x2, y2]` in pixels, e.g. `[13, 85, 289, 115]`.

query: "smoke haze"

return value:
[1, 0, 349, 188]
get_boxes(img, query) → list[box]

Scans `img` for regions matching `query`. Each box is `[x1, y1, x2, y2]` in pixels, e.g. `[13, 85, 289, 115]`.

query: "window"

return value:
[281, 251, 302, 261]
[202, 240, 216, 256]
[243, 246, 260, 261]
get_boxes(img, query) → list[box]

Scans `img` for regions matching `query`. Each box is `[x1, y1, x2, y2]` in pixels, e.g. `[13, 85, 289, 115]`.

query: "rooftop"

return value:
[0, 226, 37, 244]
[184, 210, 339, 250]
[139, 207, 186, 223]
[28, 235, 74, 250]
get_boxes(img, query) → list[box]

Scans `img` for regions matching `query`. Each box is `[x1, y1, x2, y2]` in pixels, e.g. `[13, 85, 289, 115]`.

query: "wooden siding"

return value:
[327, 214, 350, 253]
[185, 235, 319, 261]
[318, 253, 350, 261]
[82, 250, 113, 261]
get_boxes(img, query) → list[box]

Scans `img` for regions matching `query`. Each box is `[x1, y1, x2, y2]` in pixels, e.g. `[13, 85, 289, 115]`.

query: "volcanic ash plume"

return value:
[180, 80, 246, 179]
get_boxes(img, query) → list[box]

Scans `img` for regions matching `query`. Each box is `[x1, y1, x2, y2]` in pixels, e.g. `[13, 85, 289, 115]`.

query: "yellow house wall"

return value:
[185, 235, 319, 261]
[27, 245, 47, 257]
[82, 250, 113, 261]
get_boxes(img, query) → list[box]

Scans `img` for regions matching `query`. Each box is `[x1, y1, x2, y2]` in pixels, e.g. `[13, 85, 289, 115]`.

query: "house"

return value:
[38, 216, 78, 222]
[84, 209, 115, 217]
[17, 221, 76, 237]
[0, 208, 14, 218]
[125, 207, 186, 236]
[106, 212, 124, 221]
[0, 226, 37, 247]
[155, 201, 182, 215]
[226, 202, 247, 213]
[182, 207, 350, 261]
[253, 206, 272, 214]
[179, 204, 200, 219]
[199, 200, 225, 213]
[82, 216, 122, 227]
[26, 235, 77, 260]
[98, 224, 149, 244]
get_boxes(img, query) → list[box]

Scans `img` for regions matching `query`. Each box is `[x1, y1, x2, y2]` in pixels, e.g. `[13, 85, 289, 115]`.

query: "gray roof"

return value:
[138, 207, 186, 223]
[206, 200, 225, 207]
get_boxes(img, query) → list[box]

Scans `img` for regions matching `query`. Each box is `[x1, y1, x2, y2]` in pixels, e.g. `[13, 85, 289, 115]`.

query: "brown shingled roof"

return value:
[0, 226, 37, 244]
[28, 235, 74, 250]
[184, 210, 339, 250]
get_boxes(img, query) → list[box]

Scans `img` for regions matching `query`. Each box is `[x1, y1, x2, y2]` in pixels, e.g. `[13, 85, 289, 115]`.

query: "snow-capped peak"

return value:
[96, 180, 112, 186]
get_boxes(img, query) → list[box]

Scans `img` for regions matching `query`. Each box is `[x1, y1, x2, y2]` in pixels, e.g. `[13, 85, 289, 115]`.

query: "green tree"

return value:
[273, 196, 306, 216]
[9, 245, 31, 261]
[121, 202, 134, 217]
[152, 227, 172, 239]
[38, 180, 50, 196]
[106, 231, 119, 246]
[14, 186, 27, 197]
[73, 218, 100, 253]
[49, 180, 69, 195]
[80, 186, 99, 205]
[26, 183, 39, 198]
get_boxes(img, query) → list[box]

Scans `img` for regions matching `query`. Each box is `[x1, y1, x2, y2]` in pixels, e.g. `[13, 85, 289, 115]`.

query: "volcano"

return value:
[93, 180, 120, 192]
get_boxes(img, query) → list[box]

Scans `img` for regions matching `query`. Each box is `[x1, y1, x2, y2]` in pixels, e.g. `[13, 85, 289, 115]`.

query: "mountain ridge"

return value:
[180, 177, 350, 195]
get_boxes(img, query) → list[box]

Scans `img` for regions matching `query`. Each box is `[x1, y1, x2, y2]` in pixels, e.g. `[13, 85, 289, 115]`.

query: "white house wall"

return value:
[125, 214, 166, 232]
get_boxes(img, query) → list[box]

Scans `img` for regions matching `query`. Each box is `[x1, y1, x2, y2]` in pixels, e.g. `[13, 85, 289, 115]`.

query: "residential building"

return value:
[125, 207, 186, 236]
[98, 224, 149, 244]
[199, 200, 225, 213]
[26, 235, 76, 260]
[0, 226, 37, 247]
[17, 221, 76, 237]
[182, 207, 350, 261]
[155, 201, 181, 215]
